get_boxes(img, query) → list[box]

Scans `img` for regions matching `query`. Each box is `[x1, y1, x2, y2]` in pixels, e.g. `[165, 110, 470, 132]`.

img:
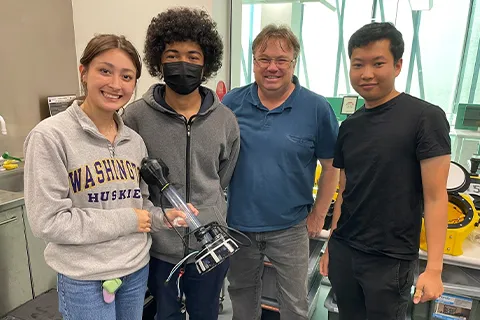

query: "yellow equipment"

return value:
[420, 161, 480, 256]
[313, 162, 322, 196]
[313, 162, 339, 230]
[313, 162, 338, 202]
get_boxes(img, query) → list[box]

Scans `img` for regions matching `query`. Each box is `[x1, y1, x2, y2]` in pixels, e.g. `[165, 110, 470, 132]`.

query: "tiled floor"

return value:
[8, 276, 480, 320]
[3, 283, 333, 320]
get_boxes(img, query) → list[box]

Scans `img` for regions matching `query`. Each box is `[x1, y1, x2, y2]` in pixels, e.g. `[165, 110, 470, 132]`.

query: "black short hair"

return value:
[144, 7, 223, 81]
[348, 22, 404, 63]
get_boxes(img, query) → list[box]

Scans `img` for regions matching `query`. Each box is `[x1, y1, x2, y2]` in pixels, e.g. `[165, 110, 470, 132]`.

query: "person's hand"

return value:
[413, 269, 443, 304]
[164, 203, 199, 228]
[134, 209, 151, 232]
[307, 212, 325, 238]
[319, 247, 329, 276]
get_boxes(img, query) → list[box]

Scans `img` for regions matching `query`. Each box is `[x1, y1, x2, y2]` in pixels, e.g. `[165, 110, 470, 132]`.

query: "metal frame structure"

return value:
[405, 10, 425, 99]
[333, 0, 350, 96]
[236, 0, 477, 109]
[452, 0, 478, 114]
[467, 0, 480, 105]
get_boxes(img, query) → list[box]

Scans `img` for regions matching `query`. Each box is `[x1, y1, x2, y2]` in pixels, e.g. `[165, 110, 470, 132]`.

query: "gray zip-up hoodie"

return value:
[24, 101, 166, 281]
[123, 84, 240, 264]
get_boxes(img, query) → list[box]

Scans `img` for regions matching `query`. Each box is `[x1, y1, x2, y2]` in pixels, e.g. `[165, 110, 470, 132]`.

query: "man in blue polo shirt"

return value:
[223, 24, 339, 320]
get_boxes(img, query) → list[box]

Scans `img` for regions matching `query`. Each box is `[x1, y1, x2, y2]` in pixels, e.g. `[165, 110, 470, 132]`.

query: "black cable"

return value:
[160, 192, 252, 249]
[183, 227, 200, 238]
[218, 224, 252, 247]
[181, 222, 251, 247]
[159, 192, 192, 250]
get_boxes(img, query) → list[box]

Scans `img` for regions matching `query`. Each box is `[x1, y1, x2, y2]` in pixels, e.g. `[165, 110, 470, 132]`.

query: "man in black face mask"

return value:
[123, 7, 240, 320]
[162, 60, 203, 96]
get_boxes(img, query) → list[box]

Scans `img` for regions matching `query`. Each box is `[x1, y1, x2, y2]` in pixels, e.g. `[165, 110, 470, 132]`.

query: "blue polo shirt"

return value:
[223, 76, 339, 232]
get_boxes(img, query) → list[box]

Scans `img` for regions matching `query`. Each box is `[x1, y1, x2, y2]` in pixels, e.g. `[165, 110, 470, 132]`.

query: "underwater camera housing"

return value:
[140, 157, 241, 274]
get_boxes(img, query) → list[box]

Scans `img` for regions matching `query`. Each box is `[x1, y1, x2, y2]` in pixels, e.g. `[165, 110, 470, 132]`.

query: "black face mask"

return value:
[162, 61, 203, 95]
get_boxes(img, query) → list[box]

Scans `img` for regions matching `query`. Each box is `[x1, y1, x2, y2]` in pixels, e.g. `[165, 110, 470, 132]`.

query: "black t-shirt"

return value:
[332, 93, 451, 260]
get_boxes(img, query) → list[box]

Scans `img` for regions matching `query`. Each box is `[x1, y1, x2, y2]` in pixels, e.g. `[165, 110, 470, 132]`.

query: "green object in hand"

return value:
[2, 152, 22, 162]
[102, 278, 122, 294]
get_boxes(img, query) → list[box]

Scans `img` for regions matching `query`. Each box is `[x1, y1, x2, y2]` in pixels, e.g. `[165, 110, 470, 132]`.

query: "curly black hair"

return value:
[144, 7, 223, 82]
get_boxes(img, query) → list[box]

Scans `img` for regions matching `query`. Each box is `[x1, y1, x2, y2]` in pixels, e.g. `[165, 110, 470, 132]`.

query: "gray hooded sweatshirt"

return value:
[24, 101, 167, 281]
[123, 84, 240, 264]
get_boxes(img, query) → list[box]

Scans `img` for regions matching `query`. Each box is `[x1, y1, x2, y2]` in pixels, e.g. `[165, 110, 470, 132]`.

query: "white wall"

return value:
[71, 0, 230, 98]
[260, 3, 291, 27]
[211, 0, 231, 89]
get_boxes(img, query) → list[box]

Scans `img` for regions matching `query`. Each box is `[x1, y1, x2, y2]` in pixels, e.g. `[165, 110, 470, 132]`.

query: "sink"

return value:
[0, 168, 24, 193]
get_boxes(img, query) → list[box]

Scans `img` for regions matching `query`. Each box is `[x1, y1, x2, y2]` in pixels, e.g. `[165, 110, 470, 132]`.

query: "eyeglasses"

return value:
[254, 57, 295, 69]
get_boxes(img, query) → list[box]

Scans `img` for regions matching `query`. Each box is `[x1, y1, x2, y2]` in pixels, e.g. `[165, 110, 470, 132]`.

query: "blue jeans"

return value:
[227, 219, 309, 320]
[57, 264, 149, 320]
[148, 257, 228, 320]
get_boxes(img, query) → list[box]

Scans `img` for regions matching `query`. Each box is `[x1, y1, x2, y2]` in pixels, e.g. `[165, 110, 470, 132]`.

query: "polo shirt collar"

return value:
[247, 75, 301, 112]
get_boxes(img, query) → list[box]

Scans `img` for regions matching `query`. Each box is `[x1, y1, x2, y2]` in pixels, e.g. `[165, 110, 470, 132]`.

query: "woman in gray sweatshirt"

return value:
[24, 34, 187, 320]
[122, 7, 240, 320]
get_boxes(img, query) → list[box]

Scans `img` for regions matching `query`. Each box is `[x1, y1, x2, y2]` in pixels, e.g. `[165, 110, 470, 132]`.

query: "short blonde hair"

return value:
[252, 24, 300, 59]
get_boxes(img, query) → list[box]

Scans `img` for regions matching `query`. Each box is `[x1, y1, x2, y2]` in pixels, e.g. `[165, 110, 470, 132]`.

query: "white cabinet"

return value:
[23, 210, 57, 297]
[0, 206, 33, 317]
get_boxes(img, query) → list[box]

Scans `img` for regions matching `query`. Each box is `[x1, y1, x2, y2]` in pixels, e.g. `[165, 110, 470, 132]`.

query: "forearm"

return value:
[323, 190, 343, 256]
[312, 166, 339, 218]
[27, 206, 138, 245]
[424, 195, 448, 271]
[329, 191, 343, 235]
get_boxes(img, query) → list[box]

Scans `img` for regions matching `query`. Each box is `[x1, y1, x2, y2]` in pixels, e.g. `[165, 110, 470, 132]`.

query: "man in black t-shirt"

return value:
[320, 22, 451, 320]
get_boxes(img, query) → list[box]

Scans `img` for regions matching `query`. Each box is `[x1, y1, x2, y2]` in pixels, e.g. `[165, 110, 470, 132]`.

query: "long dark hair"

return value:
[79, 34, 142, 96]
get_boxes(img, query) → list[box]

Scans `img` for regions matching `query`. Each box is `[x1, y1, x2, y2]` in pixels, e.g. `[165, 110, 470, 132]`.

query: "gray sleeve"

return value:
[219, 119, 240, 190]
[122, 104, 139, 132]
[24, 132, 139, 245]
